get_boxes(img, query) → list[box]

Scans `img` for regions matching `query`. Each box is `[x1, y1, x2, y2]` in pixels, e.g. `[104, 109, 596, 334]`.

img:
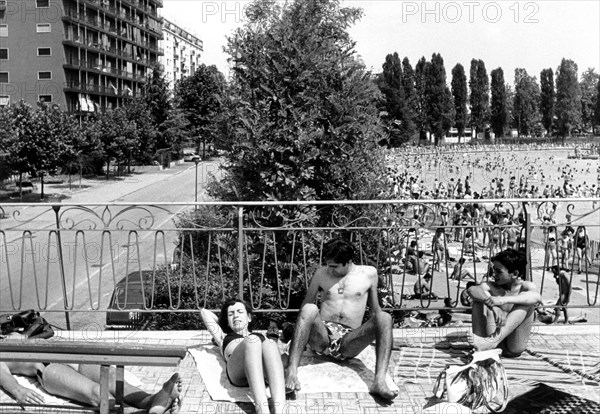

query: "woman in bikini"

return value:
[200, 299, 285, 414]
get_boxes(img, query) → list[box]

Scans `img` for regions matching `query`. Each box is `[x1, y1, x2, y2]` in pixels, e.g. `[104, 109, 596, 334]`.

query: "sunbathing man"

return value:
[284, 239, 397, 401]
[0, 335, 181, 413]
[467, 249, 541, 357]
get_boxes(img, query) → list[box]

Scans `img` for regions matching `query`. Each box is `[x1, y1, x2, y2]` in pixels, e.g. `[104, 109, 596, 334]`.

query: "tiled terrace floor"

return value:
[1, 325, 599, 413]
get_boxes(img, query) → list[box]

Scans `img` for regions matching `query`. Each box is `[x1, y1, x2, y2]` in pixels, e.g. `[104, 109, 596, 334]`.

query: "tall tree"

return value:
[469, 59, 490, 138]
[377, 52, 410, 146]
[579, 68, 599, 132]
[490, 68, 509, 138]
[555, 58, 582, 138]
[540, 68, 555, 135]
[174, 64, 227, 157]
[425, 53, 453, 145]
[402, 57, 417, 140]
[595, 77, 600, 129]
[143, 64, 172, 127]
[451, 63, 468, 140]
[214, 0, 387, 207]
[512, 68, 541, 137]
[414, 56, 429, 141]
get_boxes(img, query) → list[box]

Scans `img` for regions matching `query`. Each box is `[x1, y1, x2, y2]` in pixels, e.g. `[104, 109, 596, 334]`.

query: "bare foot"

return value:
[284, 368, 301, 393]
[472, 333, 498, 352]
[369, 381, 398, 401]
[149, 373, 182, 414]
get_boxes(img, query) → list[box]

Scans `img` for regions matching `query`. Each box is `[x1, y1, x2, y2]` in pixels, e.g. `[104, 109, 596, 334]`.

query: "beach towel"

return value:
[0, 370, 144, 409]
[189, 344, 399, 402]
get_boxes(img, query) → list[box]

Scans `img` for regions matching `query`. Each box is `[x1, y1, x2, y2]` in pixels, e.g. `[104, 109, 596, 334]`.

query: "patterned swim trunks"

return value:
[315, 321, 353, 360]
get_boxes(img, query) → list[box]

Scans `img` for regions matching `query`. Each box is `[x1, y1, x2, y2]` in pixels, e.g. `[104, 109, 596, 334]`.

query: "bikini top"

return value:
[222, 332, 244, 353]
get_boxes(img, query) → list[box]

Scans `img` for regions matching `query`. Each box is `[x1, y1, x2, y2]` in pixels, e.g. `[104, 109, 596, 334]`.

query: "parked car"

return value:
[183, 152, 200, 162]
[106, 271, 154, 329]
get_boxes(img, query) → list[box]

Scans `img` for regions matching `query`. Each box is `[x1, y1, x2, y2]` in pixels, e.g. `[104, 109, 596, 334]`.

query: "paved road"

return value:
[0, 160, 223, 329]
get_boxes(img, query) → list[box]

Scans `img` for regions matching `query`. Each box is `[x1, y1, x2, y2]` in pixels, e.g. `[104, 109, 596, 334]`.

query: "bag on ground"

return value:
[0, 309, 55, 339]
[433, 348, 508, 412]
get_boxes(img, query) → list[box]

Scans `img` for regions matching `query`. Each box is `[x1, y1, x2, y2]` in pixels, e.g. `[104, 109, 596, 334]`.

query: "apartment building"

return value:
[160, 18, 202, 88]
[0, 0, 163, 112]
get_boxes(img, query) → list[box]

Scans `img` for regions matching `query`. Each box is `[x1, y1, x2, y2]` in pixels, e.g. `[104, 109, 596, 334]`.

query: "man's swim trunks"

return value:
[315, 321, 353, 360]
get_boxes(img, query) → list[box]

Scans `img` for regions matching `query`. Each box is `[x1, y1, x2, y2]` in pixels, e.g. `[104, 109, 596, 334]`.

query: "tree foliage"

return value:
[490, 68, 509, 138]
[595, 77, 600, 127]
[174, 64, 227, 153]
[401, 57, 418, 140]
[469, 59, 490, 136]
[579, 68, 599, 132]
[211, 0, 387, 212]
[540, 68, 555, 134]
[424, 53, 454, 145]
[451, 63, 468, 139]
[512, 68, 541, 137]
[414, 57, 429, 141]
[555, 58, 581, 137]
[376, 52, 412, 146]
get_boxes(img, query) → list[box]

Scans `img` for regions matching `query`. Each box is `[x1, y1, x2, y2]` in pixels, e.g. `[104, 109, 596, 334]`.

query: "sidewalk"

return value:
[0, 161, 197, 233]
[1, 325, 598, 413]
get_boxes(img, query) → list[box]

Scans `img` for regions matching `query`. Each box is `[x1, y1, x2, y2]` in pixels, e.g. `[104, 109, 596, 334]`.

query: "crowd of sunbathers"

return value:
[384, 144, 600, 202]
[3, 239, 560, 414]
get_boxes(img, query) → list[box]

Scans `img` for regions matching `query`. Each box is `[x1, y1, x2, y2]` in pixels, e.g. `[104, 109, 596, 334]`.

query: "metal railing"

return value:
[0, 199, 598, 326]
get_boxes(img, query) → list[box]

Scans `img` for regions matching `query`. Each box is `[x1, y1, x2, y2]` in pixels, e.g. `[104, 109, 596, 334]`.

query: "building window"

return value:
[0, 25, 7, 37]
[0, 96, 9, 106]
[38, 71, 52, 80]
[0, 48, 7, 60]
[36, 0, 49, 7]
[38, 95, 53, 103]
[0, 72, 8, 83]
[38, 47, 51, 56]
[37, 23, 51, 33]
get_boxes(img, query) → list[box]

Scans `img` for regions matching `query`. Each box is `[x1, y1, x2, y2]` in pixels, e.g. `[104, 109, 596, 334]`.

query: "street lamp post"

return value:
[194, 158, 200, 210]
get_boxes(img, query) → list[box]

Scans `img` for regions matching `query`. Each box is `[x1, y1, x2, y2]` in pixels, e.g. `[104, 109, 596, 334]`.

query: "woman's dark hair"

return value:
[218, 298, 253, 334]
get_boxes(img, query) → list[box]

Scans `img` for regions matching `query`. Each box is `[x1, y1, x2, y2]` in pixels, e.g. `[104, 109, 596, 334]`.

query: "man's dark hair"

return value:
[218, 298, 253, 334]
[491, 249, 527, 277]
[322, 239, 354, 265]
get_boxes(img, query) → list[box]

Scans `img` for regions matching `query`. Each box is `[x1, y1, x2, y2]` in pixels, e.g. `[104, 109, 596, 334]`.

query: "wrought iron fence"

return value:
[0, 199, 598, 328]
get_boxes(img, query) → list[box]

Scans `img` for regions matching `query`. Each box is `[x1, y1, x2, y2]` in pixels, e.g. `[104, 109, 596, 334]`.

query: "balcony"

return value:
[81, 0, 118, 16]
[64, 81, 135, 97]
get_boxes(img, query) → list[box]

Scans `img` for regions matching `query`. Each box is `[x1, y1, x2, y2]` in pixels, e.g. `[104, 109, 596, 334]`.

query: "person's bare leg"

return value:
[262, 340, 286, 414]
[474, 304, 534, 352]
[78, 365, 181, 413]
[244, 339, 269, 414]
[471, 301, 497, 349]
[225, 338, 268, 414]
[502, 306, 535, 356]
[40, 363, 104, 407]
[338, 312, 398, 401]
[285, 303, 328, 392]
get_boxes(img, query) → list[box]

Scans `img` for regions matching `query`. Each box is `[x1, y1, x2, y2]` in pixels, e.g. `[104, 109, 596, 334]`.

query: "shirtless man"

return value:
[0, 335, 181, 413]
[467, 249, 541, 357]
[284, 239, 397, 401]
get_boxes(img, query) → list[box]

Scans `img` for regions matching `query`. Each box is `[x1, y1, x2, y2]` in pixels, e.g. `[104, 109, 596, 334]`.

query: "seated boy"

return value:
[413, 274, 438, 299]
[467, 249, 541, 357]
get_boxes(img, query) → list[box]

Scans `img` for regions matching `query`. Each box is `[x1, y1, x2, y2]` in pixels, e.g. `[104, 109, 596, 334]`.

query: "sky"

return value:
[162, 0, 600, 84]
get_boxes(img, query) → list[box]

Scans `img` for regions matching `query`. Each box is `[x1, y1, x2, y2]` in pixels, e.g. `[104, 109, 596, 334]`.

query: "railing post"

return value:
[238, 207, 244, 300]
[523, 202, 533, 281]
[52, 205, 71, 329]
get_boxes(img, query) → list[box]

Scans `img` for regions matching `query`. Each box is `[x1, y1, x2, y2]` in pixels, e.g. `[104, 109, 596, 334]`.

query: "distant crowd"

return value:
[385, 143, 600, 202]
